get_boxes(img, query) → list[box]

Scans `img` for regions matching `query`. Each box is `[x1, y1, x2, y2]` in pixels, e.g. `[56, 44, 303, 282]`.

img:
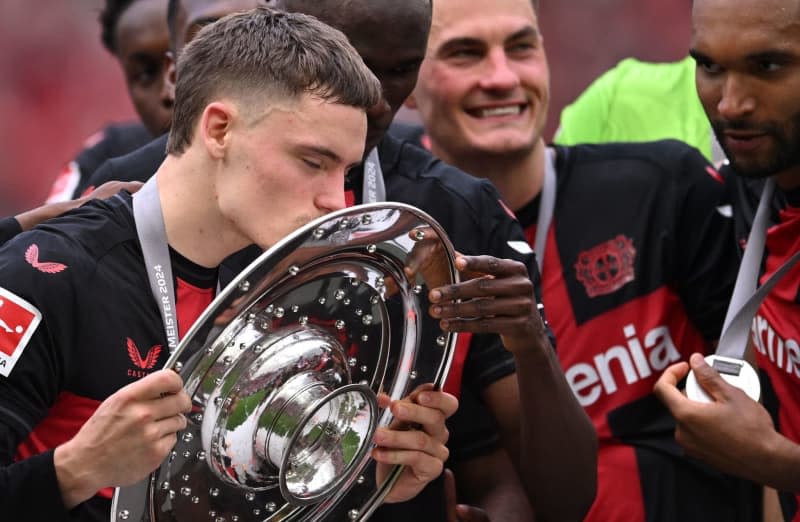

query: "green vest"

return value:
[555, 56, 717, 163]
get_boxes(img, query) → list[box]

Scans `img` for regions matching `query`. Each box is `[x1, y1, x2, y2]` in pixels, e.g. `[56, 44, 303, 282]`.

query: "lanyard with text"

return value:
[132, 177, 180, 352]
[531, 147, 557, 273]
[361, 147, 387, 204]
[718, 178, 800, 357]
[687, 177, 800, 402]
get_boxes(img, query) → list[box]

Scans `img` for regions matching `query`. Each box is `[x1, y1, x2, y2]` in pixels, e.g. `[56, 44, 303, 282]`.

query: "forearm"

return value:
[53, 440, 103, 509]
[451, 449, 536, 521]
[759, 432, 800, 492]
[513, 334, 598, 522]
[14, 200, 80, 232]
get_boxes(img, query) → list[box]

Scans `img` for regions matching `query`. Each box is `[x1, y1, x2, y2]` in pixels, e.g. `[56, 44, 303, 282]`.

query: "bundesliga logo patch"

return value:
[0, 287, 41, 377]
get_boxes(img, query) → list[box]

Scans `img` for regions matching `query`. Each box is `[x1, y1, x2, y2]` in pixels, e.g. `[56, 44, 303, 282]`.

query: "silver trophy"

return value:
[112, 203, 459, 521]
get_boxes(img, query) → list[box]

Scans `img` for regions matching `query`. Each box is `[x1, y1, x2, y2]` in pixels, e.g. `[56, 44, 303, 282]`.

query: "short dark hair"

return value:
[166, 7, 382, 154]
[99, 0, 137, 54]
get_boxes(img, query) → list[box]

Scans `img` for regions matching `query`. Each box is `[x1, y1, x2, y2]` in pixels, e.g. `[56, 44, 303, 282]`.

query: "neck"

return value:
[774, 164, 800, 191]
[156, 152, 249, 268]
[431, 139, 547, 212]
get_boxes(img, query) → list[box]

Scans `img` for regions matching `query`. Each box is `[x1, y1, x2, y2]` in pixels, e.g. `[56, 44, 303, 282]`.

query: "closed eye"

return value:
[303, 158, 322, 170]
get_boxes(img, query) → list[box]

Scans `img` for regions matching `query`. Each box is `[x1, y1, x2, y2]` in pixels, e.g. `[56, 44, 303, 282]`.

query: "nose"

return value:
[478, 48, 520, 91]
[315, 171, 347, 214]
[717, 74, 756, 121]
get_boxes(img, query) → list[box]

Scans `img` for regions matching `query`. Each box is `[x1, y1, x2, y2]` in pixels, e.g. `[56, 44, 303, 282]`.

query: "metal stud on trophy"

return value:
[112, 203, 459, 521]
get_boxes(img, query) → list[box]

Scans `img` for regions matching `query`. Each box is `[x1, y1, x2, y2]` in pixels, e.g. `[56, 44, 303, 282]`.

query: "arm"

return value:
[654, 353, 800, 492]
[448, 449, 535, 521]
[13, 181, 143, 235]
[1, 370, 191, 514]
[430, 255, 597, 521]
[54, 370, 191, 507]
[0, 237, 183, 515]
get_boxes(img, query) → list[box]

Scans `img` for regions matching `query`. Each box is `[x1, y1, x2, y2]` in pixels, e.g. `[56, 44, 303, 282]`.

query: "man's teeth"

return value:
[479, 105, 521, 117]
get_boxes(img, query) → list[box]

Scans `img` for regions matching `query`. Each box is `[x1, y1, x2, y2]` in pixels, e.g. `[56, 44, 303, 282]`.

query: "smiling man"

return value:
[655, 1, 800, 520]
[406, 0, 761, 520]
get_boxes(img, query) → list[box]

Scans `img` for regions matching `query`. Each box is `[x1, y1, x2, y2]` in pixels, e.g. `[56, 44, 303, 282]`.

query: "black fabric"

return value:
[608, 394, 761, 522]
[0, 217, 22, 247]
[90, 132, 540, 403]
[387, 121, 427, 146]
[69, 122, 154, 199]
[519, 140, 756, 521]
[0, 194, 171, 520]
[722, 167, 787, 252]
[83, 133, 168, 192]
[87, 133, 547, 519]
[546, 142, 737, 338]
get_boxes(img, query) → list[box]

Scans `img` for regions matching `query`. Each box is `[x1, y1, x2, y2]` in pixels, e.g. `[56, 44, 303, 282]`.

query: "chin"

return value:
[471, 137, 536, 158]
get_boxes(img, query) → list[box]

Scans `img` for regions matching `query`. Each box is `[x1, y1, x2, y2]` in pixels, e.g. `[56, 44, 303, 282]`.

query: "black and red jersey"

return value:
[45, 122, 153, 203]
[87, 132, 539, 426]
[749, 191, 800, 522]
[0, 193, 215, 521]
[23, 132, 542, 519]
[512, 141, 758, 522]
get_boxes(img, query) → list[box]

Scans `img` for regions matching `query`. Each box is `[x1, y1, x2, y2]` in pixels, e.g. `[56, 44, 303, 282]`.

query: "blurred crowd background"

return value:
[0, 0, 691, 216]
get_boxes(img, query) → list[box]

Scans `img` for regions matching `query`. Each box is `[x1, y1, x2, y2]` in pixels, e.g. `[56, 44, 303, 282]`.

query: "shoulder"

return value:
[381, 134, 505, 216]
[380, 135, 527, 258]
[558, 140, 720, 185]
[73, 122, 154, 186]
[86, 134, 168, 190]
[387, 121, 426, 147]
[0, 195, 138, 288]
[80, 122, 153, 161]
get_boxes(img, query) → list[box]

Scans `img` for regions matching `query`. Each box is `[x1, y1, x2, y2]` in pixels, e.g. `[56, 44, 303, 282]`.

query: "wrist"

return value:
[763, 431, 800, 492]
[503, 327, 552, 362]
[54, 440, 99, 509]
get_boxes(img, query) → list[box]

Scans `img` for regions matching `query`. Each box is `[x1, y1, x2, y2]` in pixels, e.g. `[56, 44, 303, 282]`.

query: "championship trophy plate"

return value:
[112, 203, 459, 522]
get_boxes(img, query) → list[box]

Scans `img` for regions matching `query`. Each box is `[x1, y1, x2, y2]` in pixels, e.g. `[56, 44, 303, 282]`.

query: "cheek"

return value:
[426, 71, 469, 109]
[127, 89, 149, 112]
[518, 63, 549, 93]
[694, 76, 721, 115]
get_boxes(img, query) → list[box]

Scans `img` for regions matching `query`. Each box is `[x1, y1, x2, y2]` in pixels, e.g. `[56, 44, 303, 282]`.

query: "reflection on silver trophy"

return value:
[112, 203, 459, 521]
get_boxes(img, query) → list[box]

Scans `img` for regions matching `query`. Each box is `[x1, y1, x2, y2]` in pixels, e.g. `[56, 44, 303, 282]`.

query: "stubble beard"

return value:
[713, 111, 800, 179]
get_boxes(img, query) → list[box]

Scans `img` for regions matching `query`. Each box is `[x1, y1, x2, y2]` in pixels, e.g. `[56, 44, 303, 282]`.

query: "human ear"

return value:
[162, 52, 176, 104]
[200, 102, 234, 159]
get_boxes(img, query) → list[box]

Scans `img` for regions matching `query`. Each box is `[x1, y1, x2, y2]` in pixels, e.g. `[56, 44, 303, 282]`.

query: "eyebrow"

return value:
[745, 50, 797, 63]
[690, 47, 798, 65]
[688, 48, 710, 62]
[437, 26, 540, 55]
[506, 26, 540, 43]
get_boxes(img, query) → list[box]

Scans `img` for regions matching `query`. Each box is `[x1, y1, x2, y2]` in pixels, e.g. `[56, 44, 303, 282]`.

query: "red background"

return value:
[0, 1, 692, 216]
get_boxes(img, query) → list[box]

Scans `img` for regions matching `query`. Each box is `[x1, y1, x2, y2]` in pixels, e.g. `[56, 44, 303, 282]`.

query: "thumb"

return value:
[690, 353, 731, 402]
